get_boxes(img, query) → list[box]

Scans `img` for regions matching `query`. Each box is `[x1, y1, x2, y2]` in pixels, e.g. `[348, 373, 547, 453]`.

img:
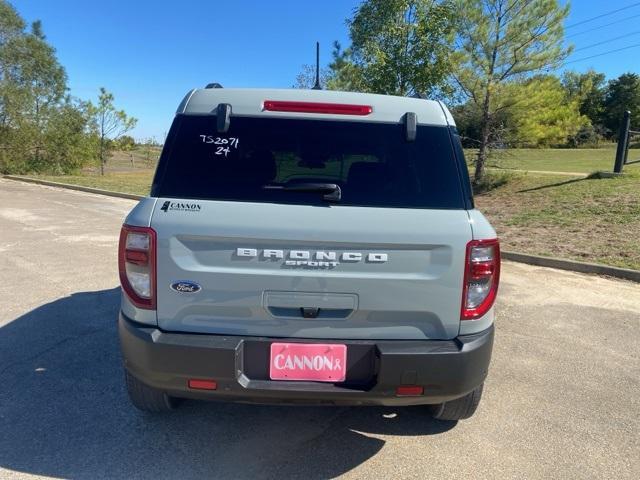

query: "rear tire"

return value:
[125, 370, 177, 413]
[430, 383, 483, 420]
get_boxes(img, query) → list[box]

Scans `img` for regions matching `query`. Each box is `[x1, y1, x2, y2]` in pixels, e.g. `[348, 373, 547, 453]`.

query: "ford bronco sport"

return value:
[118, 86, 500, 420]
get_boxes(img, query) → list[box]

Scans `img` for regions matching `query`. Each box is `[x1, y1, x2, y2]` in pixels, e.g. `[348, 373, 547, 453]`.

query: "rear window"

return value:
[152, 115, 466, 209]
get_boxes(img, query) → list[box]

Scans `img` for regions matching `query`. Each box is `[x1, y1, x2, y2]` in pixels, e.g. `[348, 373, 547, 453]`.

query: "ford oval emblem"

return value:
[170, 281, 201, 294]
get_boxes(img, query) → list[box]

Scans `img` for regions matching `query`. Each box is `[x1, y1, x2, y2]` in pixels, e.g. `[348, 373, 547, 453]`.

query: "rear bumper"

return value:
[119, 313, 494, 406]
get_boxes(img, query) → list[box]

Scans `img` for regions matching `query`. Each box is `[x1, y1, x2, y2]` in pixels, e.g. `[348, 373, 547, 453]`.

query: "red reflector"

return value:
[125, 250, 148, 265]
[396, 385, 424, 396]
[263, 100, 372, 116]
[188, 379, 217, 390]
[470, 261, 494, 278]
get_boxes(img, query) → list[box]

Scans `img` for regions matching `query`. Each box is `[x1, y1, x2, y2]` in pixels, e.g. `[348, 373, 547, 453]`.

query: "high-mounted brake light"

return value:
[461, 239, 500, 320]
[118, 225, 156, 309]
[263, 100, 372, 116]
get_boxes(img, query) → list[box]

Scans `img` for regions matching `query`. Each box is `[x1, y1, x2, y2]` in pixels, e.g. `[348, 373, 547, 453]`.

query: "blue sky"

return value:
[11, 0, 640, 140]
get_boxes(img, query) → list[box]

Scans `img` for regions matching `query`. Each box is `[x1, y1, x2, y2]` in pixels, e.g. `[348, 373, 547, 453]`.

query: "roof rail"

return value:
[205, 83, 223, 89]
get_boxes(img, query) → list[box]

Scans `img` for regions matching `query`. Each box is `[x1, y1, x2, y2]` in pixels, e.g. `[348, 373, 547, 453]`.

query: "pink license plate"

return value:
[269, 343, 347, 382]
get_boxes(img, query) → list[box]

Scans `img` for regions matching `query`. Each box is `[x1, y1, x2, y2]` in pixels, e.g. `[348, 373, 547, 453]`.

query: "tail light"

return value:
[461, 239, 500, 320]
[118, 225, 156, 309]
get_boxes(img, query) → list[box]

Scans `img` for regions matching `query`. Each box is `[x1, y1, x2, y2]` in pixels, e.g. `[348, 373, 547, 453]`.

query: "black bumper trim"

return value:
[119, 313, 494, 406]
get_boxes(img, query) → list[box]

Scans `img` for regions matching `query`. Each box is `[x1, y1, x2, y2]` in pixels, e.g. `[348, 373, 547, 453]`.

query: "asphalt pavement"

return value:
[0, 178, 638, 479]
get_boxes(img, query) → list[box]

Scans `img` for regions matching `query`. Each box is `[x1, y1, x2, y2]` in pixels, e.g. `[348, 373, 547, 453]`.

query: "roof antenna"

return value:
[312, 42, 321, 90]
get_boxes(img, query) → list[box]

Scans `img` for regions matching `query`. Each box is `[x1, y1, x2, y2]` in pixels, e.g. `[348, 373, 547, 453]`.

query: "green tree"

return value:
[43, 98, 94, 174]
[0, 3, 74, 173]
[89, 87, 137, 175]
[0, 0, 26, 150]
[324, 42, 369, 92]
[561, 70, 606, 128]
[292, 63, 332, 89]
[20, 21, 68, 169]
[118, 135, 136, 151]
[0, 2, 118, 175]
[602, 73, 640, 136]
[0, 0, 23, 38]
[326, 1, 457, 96]
[454, 0, 571, 183]
[505, 76, 588, 147]
[451, 100, 508, 147]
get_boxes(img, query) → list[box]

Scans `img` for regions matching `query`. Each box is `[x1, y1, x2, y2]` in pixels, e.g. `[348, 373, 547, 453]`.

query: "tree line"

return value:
[455, 71, 640, 148]
[0, 1, 135, 175]
[295, 0, 640, 183]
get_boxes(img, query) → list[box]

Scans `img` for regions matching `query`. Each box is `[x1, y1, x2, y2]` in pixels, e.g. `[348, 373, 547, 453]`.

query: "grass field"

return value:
[475, 170, 640, 270]
[37, 171, 153, 196]
[29, 147, 640, 270]
[467, 146, 640, 174]
[35, 146, 161, 196]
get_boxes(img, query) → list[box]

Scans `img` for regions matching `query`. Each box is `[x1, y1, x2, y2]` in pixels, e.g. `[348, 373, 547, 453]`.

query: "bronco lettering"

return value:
[235, 248, 388, 267]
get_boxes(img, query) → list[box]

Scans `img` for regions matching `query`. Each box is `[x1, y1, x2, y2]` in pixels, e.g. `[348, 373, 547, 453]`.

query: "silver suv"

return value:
[118, 86, 500, 420]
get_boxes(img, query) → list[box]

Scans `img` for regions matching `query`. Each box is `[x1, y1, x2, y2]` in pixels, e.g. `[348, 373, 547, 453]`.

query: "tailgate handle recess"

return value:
[301, 307, 320, 319]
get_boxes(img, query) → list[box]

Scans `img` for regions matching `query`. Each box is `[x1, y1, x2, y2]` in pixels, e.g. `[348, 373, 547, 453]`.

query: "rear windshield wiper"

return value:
[263, 183, 342, 202]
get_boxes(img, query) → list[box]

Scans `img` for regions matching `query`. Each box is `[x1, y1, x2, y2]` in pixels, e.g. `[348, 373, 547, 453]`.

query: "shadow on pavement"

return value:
[0, 289, 455, 479]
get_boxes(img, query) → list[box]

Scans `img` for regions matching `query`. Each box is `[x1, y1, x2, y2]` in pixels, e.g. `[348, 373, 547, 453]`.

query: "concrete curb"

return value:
[3, 175, 144, 200]
[487, 167, 588, 177]
[502, 251, 640, 283]
[4, 174, 639, 283]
